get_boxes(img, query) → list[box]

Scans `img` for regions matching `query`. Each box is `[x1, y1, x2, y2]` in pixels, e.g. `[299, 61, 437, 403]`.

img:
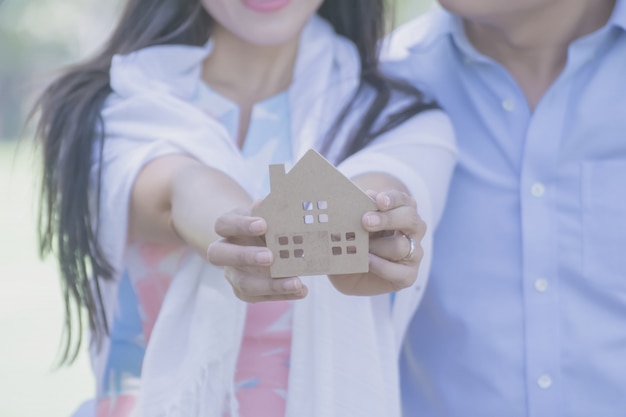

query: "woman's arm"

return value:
[207, 109, 456, 300]
[128, 154, 253, 256]
[331, 109, 457, 295]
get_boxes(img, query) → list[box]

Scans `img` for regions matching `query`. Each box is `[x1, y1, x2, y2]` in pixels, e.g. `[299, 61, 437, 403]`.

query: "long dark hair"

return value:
[35, 0, 436, 364]
[317, 1, 438, 160]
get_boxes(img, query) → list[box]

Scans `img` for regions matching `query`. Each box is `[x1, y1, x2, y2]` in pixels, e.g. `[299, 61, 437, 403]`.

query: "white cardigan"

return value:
[87, 15, 456, 417]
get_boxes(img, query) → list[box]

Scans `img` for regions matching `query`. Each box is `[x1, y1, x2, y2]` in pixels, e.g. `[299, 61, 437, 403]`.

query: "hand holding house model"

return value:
[253, 149, 377, 278]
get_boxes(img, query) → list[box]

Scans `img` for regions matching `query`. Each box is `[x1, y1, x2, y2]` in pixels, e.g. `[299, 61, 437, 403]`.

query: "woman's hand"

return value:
[208, 188, 425, 300]
[207, 205, 309, 302]
[327, 189, 426, 296]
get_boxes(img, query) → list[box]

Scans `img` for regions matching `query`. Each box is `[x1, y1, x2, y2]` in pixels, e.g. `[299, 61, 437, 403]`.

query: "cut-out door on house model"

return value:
[253, 149, 377, 278]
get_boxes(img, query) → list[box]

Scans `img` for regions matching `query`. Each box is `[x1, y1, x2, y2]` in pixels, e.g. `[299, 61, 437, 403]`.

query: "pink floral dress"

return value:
[96, 83, 294, 417]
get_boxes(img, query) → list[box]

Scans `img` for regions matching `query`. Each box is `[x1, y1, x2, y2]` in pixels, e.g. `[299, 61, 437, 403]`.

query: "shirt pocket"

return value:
[582, 159, 626, 290]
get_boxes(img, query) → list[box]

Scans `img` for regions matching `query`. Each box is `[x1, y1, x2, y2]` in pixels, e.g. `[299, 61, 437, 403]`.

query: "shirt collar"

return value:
[610, 0, 626, 32]
[405, 7, 494, 65]
[408, 0, 626, 57]
[405, 7, 456, 54]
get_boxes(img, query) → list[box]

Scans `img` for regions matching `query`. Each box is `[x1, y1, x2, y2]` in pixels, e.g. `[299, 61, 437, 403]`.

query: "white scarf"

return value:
[95, 15, 410, 417]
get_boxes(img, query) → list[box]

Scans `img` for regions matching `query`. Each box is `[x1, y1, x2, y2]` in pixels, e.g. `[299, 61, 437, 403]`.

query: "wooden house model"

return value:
[253, 149, 377, 278]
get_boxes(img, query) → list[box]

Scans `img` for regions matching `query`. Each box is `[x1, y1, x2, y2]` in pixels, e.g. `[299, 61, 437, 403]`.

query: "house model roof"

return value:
[253, 149, 377, 278]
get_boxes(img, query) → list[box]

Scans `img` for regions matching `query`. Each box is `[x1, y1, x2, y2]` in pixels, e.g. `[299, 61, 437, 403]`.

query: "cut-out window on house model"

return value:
[278, 235, 305, 258]
[331, 245, 357, 256]
[330, 232, 357, 256]
[301, 200, 329, 224]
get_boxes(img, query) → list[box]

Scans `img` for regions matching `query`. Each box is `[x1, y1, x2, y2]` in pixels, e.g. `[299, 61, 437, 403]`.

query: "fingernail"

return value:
[366, 214, 381, 227]
[381, 194, 391, 208]
[249, 219, 265, 234]
[282, 278, 301, 292]
[255, 251, 272, 265]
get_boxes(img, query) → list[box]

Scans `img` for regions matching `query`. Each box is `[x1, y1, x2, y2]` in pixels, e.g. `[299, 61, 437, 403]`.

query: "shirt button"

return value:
[538, 374, 553, 389]
[502, 98, 515, 112]
[531, 183, 545, 197]
[535, 278, 549, 292]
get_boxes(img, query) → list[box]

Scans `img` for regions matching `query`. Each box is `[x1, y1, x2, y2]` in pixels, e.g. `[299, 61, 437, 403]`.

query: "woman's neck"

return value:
[202, 24, 299, 108]
[202, 24, 300, 148]
[465, 0, 615, 109]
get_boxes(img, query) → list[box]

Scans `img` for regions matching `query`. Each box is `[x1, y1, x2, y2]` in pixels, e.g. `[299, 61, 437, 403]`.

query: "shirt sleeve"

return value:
[337, 109, 457, 349]
[338, 109, 457, 231]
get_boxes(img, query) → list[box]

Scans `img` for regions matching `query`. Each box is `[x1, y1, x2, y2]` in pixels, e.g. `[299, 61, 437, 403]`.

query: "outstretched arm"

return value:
[128, 154, 252, 256]
[207, 110, 456, 301]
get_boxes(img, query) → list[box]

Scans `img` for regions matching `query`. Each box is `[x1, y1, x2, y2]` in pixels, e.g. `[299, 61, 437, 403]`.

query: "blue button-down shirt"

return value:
[389, 2, 626, 416]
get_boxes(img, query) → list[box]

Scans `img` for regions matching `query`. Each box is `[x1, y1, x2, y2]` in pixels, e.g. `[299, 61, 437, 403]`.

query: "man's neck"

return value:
[464, 0, 615, 110]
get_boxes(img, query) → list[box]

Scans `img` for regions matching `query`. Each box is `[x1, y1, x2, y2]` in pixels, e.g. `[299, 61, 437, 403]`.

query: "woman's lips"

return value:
[242, 0, 292, 13]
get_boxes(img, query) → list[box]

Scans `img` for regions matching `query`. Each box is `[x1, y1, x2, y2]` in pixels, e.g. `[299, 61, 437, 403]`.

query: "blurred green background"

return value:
[0, 0, 434, 415]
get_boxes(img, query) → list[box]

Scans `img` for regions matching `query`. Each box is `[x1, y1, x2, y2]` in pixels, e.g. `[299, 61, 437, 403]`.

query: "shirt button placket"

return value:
[521, 101, 562, 415]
